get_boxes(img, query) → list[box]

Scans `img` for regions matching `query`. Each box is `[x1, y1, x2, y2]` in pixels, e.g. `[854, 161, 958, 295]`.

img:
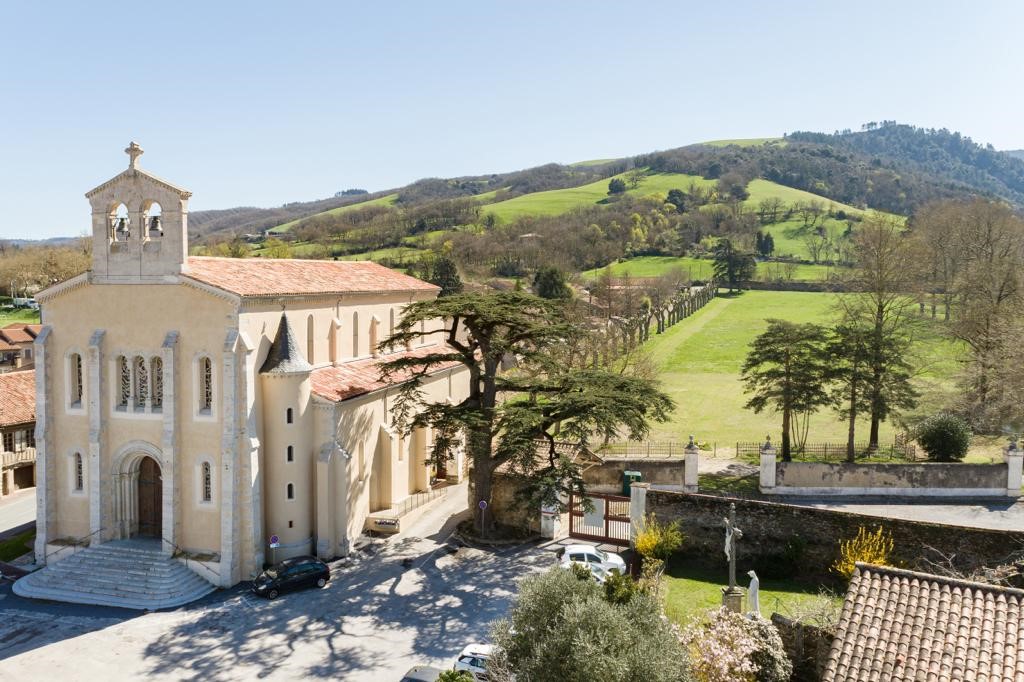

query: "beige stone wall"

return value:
[774, 461, 1008, 494]
[42, 282, 233, 549]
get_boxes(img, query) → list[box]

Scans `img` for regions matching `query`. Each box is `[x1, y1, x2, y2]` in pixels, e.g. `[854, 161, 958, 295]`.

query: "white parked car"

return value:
[453, 643, 493, 680]
[558, 543, 627, 575]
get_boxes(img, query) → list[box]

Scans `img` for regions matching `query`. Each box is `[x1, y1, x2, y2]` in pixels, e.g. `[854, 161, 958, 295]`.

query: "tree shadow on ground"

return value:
[141, 529, 553, 680]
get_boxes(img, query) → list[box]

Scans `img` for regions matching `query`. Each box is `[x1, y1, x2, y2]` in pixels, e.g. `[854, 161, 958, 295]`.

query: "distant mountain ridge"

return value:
[187, 123, 1024, 239]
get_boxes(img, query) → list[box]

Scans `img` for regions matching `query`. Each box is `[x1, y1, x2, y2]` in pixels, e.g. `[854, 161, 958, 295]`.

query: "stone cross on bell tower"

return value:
[85, 143, 193, 283]
[125, 141, 144, 170]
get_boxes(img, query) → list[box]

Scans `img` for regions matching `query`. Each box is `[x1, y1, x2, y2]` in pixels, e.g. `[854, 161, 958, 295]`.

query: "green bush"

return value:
[437, 671, 473, 682]
[915, 413, 972, 462]
[603, 571, 640, 605]
[634, 514, 685, 561]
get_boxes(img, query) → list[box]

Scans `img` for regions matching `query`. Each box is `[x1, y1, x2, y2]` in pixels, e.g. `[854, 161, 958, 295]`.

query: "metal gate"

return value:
[568, 492, 631, 546]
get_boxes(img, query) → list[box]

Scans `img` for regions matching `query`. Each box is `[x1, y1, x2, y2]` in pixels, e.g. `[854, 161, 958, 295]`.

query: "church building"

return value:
[17, 144, 469, 606]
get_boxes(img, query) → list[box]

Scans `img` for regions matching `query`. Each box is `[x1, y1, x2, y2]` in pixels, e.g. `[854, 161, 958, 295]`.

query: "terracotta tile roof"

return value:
[310, 345, 462, 403]
[0, 370, 35, 427]
[0, 339, 17, 352]
[824, 563, 1024, 681]
[184, 257, 438, 297]
[0, 325, 35, 344]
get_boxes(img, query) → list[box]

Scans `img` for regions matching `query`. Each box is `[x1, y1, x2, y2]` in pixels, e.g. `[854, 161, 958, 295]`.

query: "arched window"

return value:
[370, 316, 380, 357]
[117, 356, 130, 408]
[73, 452, 84, 491]
[287, 445, 294, 462]
[69, 352, 83, 407]
[143, 201, 163, 239]
[201, 462, 212, 503]
[352, 311, 359, 357]
[307, 314, 315, 364]
[286, 483, 294, 500]
[388, 309, 396, 352]
[133, 356, 148, 409]
[358, 441, 365, 481]
[150, 357, 163, 409]
[286, 408, 293, 424]
[198, 356, 213, 413]
[110, 203, 130, 242]
[420, 319, 427, 346]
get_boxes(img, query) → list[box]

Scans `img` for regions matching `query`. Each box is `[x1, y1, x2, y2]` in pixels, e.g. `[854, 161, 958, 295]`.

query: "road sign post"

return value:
[269, 534, 280, 565]
[478, 500, 488, 539]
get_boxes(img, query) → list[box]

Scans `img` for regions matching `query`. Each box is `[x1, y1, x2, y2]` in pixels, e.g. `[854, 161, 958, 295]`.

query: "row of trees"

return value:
[0, 239, 91, 297]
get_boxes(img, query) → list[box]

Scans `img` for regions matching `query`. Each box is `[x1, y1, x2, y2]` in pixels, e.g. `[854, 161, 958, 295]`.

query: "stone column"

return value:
[759, 438, 777, 492]
[629, 482, 649, 548]
[1006, 441, 1023, 497]
[219, 330, 240, 587]
[87, 330, 105, 545]
[684, 436, 699, 493]
[160, 332, 179, 556]
[315, 443, 333, 559]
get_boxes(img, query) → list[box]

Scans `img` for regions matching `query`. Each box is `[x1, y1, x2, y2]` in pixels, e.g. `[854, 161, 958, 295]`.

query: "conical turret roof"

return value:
[260, 312, 313, 374]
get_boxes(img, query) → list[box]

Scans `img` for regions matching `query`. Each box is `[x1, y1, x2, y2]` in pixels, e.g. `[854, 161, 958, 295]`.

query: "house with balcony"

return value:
[0, 369, 36, 496]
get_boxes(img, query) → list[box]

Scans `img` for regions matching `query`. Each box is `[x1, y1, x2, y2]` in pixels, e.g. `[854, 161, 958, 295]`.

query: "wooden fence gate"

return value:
[568, 492, 631, 546]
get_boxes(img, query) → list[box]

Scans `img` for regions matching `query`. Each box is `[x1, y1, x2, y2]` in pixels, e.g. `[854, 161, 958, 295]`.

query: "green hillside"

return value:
[702, 137, 783, 147]
[581, 256, 836, 282]
[268, 193, 399, 234]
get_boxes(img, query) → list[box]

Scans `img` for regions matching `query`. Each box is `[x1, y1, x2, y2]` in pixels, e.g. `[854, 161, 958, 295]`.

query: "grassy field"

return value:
[0, 308, 40, 325]
[569, 158, 620, 167]
[663, 558, 838, 624]
[267, 193, 400, 234]
[744, 180, 863, 216]
[581, 256, 839, 282]
[640, 290, 960, 447]
[701, 138, 783, 147]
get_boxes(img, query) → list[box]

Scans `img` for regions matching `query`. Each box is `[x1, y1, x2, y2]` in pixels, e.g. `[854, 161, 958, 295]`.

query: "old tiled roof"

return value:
[0, 324, 37, 345]
[0, 370, 35, 427]
[310, 345, 462, 403]
[184, 257, 438, 297]
[260, 313, 313, 375]
[824, 563, 1024, 681]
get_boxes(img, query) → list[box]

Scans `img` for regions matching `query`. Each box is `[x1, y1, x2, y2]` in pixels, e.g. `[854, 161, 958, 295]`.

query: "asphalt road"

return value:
[0, 489, 35, 539]
[0, 483, 559, 680]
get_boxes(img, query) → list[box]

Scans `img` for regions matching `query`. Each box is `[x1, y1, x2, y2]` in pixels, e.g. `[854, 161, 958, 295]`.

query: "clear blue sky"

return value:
[2, 0, 1022, 239]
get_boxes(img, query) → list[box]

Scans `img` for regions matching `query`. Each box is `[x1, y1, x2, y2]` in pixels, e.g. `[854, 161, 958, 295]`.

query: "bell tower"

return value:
[85, 142, 193, 283]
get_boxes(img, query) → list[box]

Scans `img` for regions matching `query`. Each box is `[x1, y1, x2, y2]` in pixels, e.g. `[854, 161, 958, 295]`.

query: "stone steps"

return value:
[13, 541, 217, 610]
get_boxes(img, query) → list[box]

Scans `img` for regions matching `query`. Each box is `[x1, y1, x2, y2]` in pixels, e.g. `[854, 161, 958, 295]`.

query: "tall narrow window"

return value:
[286, 483, 294, 500]
[199, 357, 213, 413]
[201, 462, 212, 502]
[358, 441, 365, 480]
[388, 309, 396, 352]
[2, 432, 11, 452]
[287, 445, 294, 462]
[151, 357, 163, 409]
[307, 314, 315, 364]
[286, 408, 293, 424]
[69, 353, 83, 407]
[118, 356, 130, 408]
[133, 356, 148, 409]
[420, 319, 427, 346]
[370, 317, 380, 357]
[352, 311, 359, 357]
[74, 452, 84, 491]
[13, 430, 26, 452]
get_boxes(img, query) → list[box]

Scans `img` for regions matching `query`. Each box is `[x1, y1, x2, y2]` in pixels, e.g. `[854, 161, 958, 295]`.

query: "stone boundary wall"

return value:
[771, 613, 834, 682]
[641, 489, 1024, 578]
[583, 454, 697, 493]
[741, 279, 837, 293]
[760, 449, 1023, 498]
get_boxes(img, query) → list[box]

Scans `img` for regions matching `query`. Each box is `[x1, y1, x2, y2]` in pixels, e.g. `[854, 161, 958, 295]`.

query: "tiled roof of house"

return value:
[0, 324, 38, 345]
[184, 257, 438, 297]
[824, 563, 1024, 681]
[0, 369, 35, 427]
[310, 345, 462, 403]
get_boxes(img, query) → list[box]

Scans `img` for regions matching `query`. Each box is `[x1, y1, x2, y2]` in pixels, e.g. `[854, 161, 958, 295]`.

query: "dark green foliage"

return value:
[603, 571, 640, 605]
[712, 238, 757, 290]
[608, 177, 627, 195]
[532, 266, 572, 300]
[755, 231, 775, 257]
[569, 562, 593, 582]
[489, 568, 688, 682]
[380, 292, 673, 531]
[428, 256, 463, 297]
[828, 322, 875, 461]
[665, 188, 687, 212]
[915, 414, 972, 462]
[437, 671, 474, 682]
[742, 320, 832, 460]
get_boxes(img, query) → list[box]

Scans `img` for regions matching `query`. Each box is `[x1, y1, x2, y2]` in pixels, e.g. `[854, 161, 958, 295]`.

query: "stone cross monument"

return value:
[722, 502, 745, 612]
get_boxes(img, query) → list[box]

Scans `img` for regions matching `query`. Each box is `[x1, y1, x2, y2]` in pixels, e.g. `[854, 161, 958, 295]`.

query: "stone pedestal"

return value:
[722, 586, 745, 613]
[759, 441, 777, 492]
[684, 443, 699, 493]
[1006, 448, 1023, 497]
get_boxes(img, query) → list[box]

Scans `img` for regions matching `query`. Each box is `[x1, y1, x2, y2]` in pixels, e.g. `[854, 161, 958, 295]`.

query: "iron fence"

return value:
[734, 437, 918, 462]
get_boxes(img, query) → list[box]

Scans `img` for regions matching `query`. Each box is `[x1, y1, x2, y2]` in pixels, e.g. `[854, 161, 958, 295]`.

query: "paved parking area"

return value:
[0, 486, 559, 681]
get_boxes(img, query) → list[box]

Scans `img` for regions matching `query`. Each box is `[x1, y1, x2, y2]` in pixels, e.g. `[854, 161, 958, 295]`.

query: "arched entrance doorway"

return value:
[137, 456, 163, 538]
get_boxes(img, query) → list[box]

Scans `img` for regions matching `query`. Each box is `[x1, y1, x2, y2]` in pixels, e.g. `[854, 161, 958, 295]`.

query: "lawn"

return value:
[0, 308, 40, 325]
[640, 290, 961, 448]
[581, 256, 839, 282]
[0, 529, 34, 562]
[744, 180, 864, 216]
[701, 137, 784, 147]
[267, 193, 400, 234]
[662, 558, 839, 624]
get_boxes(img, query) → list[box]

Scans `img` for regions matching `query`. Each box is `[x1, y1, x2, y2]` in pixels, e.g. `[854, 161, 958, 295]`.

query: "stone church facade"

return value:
[32, 144, 469, 588]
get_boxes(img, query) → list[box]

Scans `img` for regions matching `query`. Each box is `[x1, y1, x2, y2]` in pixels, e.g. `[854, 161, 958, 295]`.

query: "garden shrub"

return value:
[681, 607, 792, 682]
[831, 526, 894, 580]
[915, 413, 972, 462]
[635, 513, 685, 561]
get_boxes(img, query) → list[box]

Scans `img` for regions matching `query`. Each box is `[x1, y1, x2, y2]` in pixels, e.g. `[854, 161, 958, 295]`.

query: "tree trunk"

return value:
[781, 407, 792, 462]
[846, 381, 858, 463]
